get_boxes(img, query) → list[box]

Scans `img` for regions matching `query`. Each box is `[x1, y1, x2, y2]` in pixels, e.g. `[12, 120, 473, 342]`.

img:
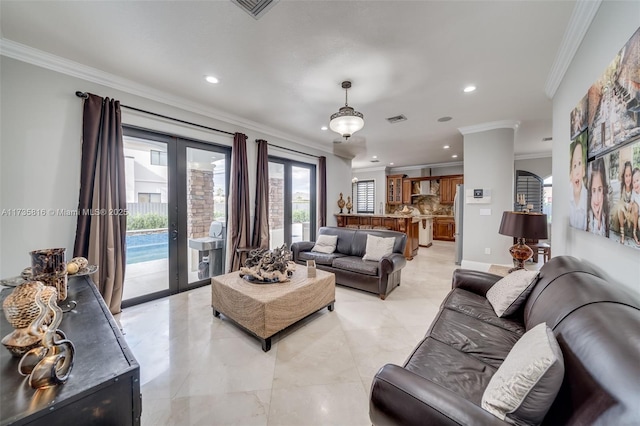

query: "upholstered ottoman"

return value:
[211, 268, 335, 351]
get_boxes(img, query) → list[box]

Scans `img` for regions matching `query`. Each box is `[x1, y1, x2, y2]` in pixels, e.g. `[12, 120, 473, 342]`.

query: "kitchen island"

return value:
[335, 214, 421, 260]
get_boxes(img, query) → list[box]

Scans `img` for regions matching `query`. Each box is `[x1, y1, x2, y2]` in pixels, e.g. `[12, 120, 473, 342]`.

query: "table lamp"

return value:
[498, 211, 548, 270]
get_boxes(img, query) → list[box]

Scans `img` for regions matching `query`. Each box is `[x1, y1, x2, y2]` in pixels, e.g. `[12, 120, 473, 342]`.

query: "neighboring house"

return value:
[123, 139, 169, 204]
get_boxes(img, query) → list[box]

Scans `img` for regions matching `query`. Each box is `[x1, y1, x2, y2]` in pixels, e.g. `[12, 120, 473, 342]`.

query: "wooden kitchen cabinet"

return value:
[335, 214, 419, 260]
[433, 216, 455, 241]
[439, 175, 463, 204]
[402, 179, 412, 204]
[386, 175, 406, 205]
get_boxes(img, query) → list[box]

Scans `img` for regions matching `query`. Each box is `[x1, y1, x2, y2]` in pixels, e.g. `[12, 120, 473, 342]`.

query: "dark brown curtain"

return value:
[73, 93, 126, 314]
[319, 156, 327, 227]
[251, 140, 270, 249]
[229, 133, 251, 272]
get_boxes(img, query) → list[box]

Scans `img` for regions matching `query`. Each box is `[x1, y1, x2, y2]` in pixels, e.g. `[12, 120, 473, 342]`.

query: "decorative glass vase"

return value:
[30, 248, 68, 301]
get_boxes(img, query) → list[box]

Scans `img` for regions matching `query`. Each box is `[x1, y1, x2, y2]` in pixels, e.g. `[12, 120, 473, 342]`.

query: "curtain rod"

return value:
[259, 140, 320, 159]
[75, 91, 235, 136]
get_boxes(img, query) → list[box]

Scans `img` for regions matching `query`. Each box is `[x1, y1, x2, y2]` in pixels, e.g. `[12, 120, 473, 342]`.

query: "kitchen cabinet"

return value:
[433, 216, 455, 241]
[402, 179, 412, 204]
[386, 175, 405, 205]
[439, 175, 463, 204]
[335, 214, 419, 260]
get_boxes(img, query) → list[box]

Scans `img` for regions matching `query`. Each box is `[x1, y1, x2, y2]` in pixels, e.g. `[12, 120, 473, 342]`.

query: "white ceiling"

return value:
[0, 1, 577, 169]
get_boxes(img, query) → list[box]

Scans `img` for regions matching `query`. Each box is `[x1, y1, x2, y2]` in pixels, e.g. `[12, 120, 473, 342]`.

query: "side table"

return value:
[0, 276, 141, 426]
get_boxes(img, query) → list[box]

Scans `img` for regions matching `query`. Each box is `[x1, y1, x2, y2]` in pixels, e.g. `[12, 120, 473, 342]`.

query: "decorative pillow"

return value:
[486, 269, 540, 317]
[362, 235, 395, 261]
[482, 323, 564, 425]
[311, 234, 338, 254]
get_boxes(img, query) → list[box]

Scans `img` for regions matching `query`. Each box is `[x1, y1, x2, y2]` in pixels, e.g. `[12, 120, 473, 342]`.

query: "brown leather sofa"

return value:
[370, 256, 640, 425]
[291, 226, 407, 299]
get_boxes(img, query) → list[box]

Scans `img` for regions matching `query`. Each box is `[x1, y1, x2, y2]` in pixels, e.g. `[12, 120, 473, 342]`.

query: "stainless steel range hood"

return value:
[411, 180, 435, 197]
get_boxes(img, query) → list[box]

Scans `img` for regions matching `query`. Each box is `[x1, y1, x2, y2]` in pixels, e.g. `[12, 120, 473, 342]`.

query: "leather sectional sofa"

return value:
[370, 256, 640, 425]
[291, 226, 407, 299]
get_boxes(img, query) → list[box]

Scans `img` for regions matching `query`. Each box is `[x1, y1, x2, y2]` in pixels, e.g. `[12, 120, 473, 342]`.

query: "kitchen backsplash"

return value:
[386, 196, 453, 215]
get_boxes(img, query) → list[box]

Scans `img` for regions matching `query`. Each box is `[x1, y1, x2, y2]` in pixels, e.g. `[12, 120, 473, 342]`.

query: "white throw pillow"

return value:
[362, 235, 395, 261]
[311, 234, 338, 254]
[486, 269, 540, 317]
[482, 323, 564, 425]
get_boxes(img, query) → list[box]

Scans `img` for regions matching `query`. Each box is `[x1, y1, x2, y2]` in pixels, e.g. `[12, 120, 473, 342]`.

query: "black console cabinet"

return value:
[0, 276, 141, 425]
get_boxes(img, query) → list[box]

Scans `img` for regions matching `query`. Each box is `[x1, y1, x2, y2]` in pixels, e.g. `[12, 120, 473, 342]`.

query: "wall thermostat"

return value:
[466, 188, 492, 204]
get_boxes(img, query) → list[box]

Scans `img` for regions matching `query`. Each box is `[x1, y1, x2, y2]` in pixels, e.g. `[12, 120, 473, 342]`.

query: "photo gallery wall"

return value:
[569, 26, 640, 251]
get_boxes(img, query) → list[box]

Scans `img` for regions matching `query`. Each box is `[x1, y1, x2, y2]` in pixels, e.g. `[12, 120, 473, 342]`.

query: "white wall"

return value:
[515, 156, 552, 180]
[0, 57, 351, 276]
[431, 165, 464, 176]
[463, 127, 515, 266]
[552, 1, 640, 293]
[388, 164, 463, 178]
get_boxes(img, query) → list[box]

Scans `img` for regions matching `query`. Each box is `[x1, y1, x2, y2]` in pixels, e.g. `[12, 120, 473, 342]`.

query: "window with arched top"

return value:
[515, 170, 544, 213]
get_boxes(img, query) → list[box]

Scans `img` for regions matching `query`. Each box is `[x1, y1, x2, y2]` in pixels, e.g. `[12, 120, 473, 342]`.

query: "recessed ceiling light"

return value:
[443, 145, 450, 149]
[321, 126, 328, 131]
[437, 116, 453, 122]
[205, 75, 219, 84]
[452, 154, 458, 158]
[463, 85, 476, 93]
[389, 162, 394, 165]
[372, 155, 378, 159]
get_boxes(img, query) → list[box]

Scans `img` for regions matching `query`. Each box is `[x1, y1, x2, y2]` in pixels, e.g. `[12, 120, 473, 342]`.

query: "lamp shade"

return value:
[499, 211, 548, 240]
[329, 106, 364, 139]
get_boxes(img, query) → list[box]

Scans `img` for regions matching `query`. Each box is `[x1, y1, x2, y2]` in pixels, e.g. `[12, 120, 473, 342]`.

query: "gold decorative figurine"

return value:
[346, 196, 353, 214]
[337, 193, 346, 213]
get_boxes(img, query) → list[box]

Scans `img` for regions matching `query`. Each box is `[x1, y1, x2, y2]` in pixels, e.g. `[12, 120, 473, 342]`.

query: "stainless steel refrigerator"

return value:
[453, 184, 464, 265]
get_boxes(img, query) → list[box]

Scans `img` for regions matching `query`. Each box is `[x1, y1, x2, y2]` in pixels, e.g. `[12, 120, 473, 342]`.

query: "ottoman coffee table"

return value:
[211, 268, 335, 351]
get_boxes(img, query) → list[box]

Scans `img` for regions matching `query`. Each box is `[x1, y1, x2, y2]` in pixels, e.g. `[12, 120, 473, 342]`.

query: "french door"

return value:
[268, 157, 317, 249]
[121, 126, 230, 307]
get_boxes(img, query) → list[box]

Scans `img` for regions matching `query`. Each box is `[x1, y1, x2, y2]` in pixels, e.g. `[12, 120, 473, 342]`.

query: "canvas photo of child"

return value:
[569, 132, 588, 231]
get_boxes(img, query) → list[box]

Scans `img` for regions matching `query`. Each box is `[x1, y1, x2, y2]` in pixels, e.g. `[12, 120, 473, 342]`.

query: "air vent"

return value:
[370, 159, 380, 163]
[231, 0, 278, 19]
[386, 115, 407, 124]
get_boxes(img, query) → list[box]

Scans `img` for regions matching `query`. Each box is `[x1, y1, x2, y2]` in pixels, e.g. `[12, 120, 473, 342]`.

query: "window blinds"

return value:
[515, 170, 543, 213]
[356, 180, 375, 213]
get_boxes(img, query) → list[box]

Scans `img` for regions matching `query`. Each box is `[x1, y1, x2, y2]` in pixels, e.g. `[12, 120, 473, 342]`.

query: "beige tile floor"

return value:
[115, 241, 464, 425]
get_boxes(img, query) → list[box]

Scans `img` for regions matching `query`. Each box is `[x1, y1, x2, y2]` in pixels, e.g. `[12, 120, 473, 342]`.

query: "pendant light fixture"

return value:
[329, 81, 364, 140]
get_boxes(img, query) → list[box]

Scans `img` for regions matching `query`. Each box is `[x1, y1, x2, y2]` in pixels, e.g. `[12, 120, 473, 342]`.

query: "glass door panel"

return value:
[121, 127, 230, 308]
[122, 136, 170, 301]
[291, 166, 311, 244]
[185, 147, 228, 287]
[268, 157, 316, 249]
[268, 162, 286, 249]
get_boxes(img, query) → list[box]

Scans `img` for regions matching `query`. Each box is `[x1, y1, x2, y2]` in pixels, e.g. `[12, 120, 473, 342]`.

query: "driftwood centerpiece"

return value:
[239, 245, 296, 283]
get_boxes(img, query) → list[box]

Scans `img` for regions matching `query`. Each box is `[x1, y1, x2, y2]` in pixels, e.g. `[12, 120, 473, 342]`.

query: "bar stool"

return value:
[537, 242, 551, 263]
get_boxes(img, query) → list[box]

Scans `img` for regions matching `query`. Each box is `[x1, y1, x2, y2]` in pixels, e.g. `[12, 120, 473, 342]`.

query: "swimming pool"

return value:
[126, 231, 168, 264]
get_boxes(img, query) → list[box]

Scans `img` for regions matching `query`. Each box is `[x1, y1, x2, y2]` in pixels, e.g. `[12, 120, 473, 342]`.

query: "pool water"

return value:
[126, 232, 168, 264]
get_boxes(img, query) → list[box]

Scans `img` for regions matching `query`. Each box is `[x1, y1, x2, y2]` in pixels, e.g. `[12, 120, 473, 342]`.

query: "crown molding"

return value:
[389, 161, 464, 172]
[458, 120, 520, 135]
[544, 0, 602, 99]
[0, 38, 334, 156]
[352, 166, 388, 173]
[514, 152, 552, 161]
[387, 165, 424, 172]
